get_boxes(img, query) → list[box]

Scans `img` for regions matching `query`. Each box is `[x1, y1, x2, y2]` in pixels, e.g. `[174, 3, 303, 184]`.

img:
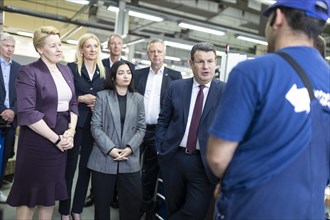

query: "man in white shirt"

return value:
[134, 39, 182, 220]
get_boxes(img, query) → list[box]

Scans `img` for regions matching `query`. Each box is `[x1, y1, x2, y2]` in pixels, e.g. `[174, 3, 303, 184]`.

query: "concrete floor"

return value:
[0, 181, 120, 220]
[0, 156, 329, 220]
[0, 182, 120, 220]
[0, 166, 120, 220]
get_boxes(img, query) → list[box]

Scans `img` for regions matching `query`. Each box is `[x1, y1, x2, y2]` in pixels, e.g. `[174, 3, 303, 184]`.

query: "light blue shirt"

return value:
[1, 57, 12, 108]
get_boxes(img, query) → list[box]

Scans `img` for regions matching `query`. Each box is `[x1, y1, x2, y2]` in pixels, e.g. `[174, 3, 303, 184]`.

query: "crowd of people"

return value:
[0, 0, 329, 220]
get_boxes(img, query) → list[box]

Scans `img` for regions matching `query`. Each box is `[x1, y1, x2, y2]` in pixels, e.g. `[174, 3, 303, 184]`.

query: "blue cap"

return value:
[263, 0, 330, 22]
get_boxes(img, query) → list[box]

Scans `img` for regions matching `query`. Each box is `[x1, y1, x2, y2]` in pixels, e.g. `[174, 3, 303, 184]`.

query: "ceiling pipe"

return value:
[1, 5, 113, 32]
[110, 1, 268, 42]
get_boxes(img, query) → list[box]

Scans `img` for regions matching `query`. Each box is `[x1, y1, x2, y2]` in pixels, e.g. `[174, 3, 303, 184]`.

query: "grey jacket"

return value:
[87, 90, 146, 174]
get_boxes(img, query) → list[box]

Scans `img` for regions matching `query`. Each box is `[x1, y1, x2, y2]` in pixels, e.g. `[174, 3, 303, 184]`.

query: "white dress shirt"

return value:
[1, 57, 12, 108]
[144, 66, 164, 125]
[179, 79, 211, 150]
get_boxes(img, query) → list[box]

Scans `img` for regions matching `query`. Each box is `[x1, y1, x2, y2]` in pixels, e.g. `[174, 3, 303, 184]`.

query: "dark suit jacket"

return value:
[0, 60, 20, 120]
[156, 78, 226, 184]
[134, 66, 182, 107]
[102, 58, 135, 72]
[68, 62, 105, 128]
[16, 59, 78, 128]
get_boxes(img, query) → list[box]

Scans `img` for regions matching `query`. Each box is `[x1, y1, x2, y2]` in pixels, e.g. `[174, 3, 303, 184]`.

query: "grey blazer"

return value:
[87, 90, 146, 174]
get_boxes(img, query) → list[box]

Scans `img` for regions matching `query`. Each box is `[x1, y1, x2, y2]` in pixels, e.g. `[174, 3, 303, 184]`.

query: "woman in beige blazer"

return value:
[87, 60, 146, 220]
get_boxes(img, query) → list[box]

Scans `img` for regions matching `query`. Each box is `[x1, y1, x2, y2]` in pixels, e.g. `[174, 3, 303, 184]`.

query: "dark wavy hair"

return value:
[270, 7, 327, 39]
[104, 60, 135, 92]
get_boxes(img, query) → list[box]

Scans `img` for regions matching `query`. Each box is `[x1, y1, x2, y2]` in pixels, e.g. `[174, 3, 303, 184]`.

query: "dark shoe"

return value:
[110, 198, 119, 209]
[84, 196, 94, 207]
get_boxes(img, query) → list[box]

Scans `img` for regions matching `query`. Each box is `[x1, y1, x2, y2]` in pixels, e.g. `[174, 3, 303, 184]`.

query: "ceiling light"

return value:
[165, 56, 181, 62]
[236, 36, 268, 45]
[107, 6, 119, 12]
[164, 41, 192, 50]
[259, 0, 276, 5]
[17, 31, 33, 37]
[179, 22, 225, 36]
[124, 38, 145, 47]
[66, 39, 78, 45]
[326, 56, 330, 61]
[65, 0, 89, 5]
[216, 51, 225, 56]
[128, 10, 164, 22]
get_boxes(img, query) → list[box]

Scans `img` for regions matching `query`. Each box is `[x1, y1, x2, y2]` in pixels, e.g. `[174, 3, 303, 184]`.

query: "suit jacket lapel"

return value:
[8, 63, 18, 105]
[201, 79, 216, 122]
[81, 64, 90, 80]
[183, 78, 193, 127]
[103, 59, 110, 69]
[107, 92, 122, 140]
[140, 69, 149, 95]
[8, 64, 17, 90]
[122, 93, 133, 138]
[0, 64, 5, 95]
[37, 59, 57, 88]
[160, 67, 169, 105]
[92, 66, 100, 81]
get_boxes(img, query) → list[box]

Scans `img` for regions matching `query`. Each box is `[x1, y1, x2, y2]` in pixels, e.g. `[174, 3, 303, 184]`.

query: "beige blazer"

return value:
[87, 90, 146, 174]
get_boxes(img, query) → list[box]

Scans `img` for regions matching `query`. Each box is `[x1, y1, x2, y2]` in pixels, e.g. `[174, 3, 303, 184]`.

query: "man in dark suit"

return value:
[0, 33, 20, 202]
[155, 42, 226, 220]
[134, 39, 182, 220]
[102, 34, 135, 71]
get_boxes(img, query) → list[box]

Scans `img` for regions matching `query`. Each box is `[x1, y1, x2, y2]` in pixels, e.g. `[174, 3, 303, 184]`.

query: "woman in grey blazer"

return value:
[87, 60, 146, 220]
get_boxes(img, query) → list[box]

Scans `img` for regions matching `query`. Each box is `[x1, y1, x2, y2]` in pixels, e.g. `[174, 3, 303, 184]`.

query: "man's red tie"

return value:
[186, 85, 205, 153]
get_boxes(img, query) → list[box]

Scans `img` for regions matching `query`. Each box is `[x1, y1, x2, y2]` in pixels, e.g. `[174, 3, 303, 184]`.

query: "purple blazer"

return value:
[16, 59, 78, 128]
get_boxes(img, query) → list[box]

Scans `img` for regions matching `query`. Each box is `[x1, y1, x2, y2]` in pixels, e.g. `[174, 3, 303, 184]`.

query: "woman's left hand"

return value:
[63, 128, 75, 139]
[114, 147, 132, 161]
[59, 136, 74, 151]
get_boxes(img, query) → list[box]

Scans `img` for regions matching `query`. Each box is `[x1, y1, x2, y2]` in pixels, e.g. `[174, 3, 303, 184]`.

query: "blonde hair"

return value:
[33, 26, 60, 53]
[75, 33, 106, 79]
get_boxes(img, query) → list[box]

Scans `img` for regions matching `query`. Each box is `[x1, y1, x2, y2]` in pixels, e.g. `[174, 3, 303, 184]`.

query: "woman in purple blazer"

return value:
[6, 26, 78, 220]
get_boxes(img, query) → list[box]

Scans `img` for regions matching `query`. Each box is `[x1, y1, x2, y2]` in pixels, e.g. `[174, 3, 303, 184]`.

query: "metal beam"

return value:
[0, 5, 113, 31]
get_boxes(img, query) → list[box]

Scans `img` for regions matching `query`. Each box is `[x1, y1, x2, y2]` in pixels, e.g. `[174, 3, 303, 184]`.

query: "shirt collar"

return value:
[109, 57, 122, 66]
[193, 78, 211, 89]
[149, 65, 165, 75]
[0, 57, 12, 65]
